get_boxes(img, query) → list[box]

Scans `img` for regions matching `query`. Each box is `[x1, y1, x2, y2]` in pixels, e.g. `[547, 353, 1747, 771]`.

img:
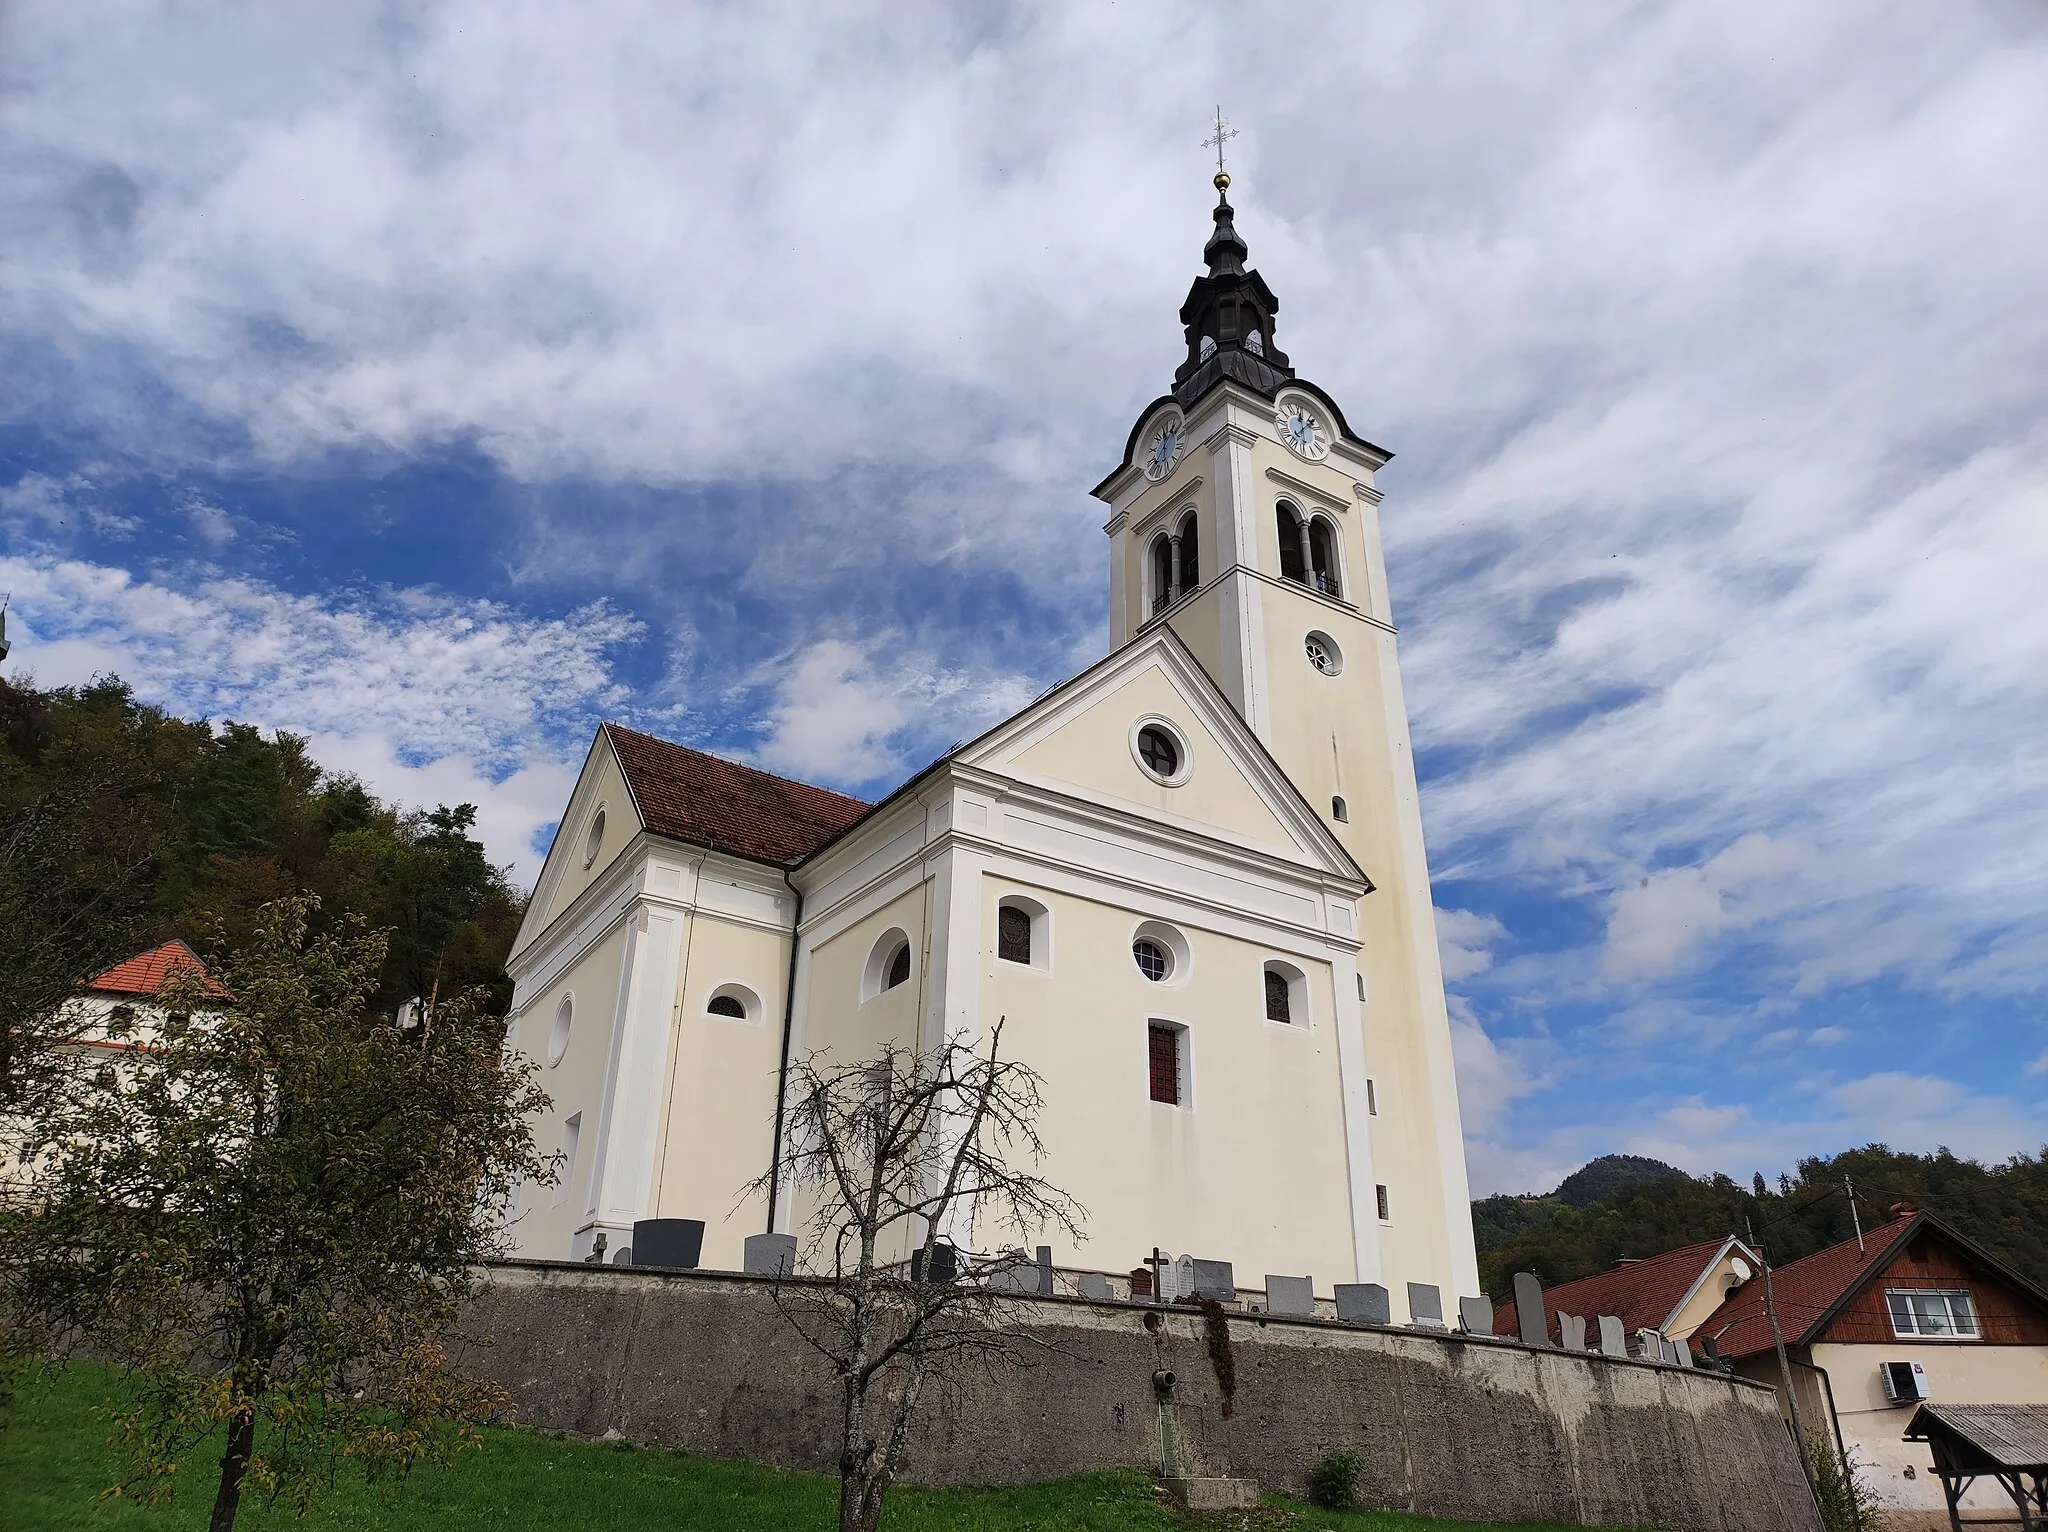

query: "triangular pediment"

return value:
[957, 629, 1364, 883]
[511, 728, 647, 961]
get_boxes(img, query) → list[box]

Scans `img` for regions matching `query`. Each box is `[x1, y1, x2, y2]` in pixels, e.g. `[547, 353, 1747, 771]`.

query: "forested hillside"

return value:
[1475, 1146, 2048, 1301]
[0, 673, 523, 1018]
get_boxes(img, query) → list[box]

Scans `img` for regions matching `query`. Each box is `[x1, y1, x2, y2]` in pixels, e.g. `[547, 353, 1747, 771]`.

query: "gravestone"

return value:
[1036, 1245, 1055, 1297]
[1559, 1312, 1588, 1351]
[1513, 1271, 1548, 1346]
[1597, 1314, 1628, 1357]
[631, 1218, 704, 1270]
[1265, 1275, 1314, 1317]
[1457, 1295, 1495, 1335]
[1163, 1256, 1196, 1303]
[1406, 1282, 1445, 1328]
[1665, 1337, 1690, 1367]
[1335, 1283, 1391, 1325]
[612, 1245, 633, 1265]
[1077, 1272, 1114, 1301]
[1190, 1258, 1236, 1302]
[989, 1250, 1037, 1293]
[908, 1241, 957, 1284]
[744, 1232, 797, 1278]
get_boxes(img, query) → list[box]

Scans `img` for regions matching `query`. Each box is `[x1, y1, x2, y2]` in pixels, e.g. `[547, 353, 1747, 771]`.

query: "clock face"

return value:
[1277, 399, 1331, 461]
[1142, 417, 1185, 481]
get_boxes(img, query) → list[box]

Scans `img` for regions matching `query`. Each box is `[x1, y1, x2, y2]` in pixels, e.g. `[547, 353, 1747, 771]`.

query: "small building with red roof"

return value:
[1495, 1234, 1763, 1358]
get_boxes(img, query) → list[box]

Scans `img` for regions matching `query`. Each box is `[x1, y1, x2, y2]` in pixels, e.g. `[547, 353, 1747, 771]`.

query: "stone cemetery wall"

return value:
[465, 1261, 1819, 1532]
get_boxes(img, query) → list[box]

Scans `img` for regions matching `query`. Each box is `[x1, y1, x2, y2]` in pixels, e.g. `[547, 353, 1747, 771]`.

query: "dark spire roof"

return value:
[1173, 172, 1295, 406]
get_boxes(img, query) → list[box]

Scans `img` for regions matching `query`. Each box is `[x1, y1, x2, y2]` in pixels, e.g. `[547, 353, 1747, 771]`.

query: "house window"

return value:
[886, 942, 912, 990]
[1887, 1289, 1979, 1339]
[998, 905, 1032, 965]
[1148, 1023, 1183, 1105]
[1376, 1183, 1391, 1222]
[1264, 969, 1291, 1023]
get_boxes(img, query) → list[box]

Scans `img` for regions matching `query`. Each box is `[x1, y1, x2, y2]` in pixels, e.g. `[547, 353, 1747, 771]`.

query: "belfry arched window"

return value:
[1150, 534, 1174, 615]
[1277, 502, 1308, 584]
[1176, 511, 1199, 594]
[1308, 517, 1341, 597]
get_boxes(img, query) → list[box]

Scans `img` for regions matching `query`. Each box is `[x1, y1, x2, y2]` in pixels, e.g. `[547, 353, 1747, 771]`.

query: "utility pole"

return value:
[1846, 1174, 1865, 1255]
[1749, 1217, 1817, 1499]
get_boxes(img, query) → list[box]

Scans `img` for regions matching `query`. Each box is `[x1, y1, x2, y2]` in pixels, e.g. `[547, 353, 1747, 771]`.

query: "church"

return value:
[503, 170, 1481, 1315]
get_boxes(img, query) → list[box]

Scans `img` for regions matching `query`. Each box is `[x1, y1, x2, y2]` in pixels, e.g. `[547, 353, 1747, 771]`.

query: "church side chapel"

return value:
[503, 164, 1480, 1316]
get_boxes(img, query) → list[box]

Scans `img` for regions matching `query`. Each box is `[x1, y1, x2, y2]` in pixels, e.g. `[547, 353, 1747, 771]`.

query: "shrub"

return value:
[1805, 1429, 1879, 1532]
[1307, 1447, 1361, 1511]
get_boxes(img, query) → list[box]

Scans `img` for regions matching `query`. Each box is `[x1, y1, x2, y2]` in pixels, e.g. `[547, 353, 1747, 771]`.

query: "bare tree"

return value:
[748, 1017, 1083, 1532]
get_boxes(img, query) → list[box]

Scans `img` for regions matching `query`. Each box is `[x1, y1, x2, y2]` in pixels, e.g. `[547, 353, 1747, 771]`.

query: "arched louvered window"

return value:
[998, 905, 1032, 965]
[1176, 513, 1199, 594]
[1309, 517, 1340, 597]
[1150, 534, 1174, 614]
[1277, 503, 1307, 584]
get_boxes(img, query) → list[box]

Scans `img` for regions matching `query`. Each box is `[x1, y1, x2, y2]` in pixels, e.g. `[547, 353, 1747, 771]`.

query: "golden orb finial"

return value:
[1214, 171, 1230, 193]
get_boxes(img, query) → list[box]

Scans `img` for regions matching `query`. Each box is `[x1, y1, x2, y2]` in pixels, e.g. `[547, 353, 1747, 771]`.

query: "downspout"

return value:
[1791, 1354, 1851, 1477]
[765, 863, 804, 1232]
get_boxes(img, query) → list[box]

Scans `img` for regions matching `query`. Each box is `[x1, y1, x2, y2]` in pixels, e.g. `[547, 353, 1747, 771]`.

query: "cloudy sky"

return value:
[4, 2, 2044, 1196]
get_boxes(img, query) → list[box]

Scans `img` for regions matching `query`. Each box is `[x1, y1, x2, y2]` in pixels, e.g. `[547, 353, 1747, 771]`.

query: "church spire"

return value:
[1173, 158, 1293, 403]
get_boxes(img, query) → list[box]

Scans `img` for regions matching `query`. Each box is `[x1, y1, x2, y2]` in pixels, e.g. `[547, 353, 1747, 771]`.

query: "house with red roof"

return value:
[1699, 1206, 2048, 1528]
[1503, 1209, 2048, 1527]
[498, 192, 1485, 1309]
[72, 939, 232, 1048]
[1494, 1233, 1763, 1358]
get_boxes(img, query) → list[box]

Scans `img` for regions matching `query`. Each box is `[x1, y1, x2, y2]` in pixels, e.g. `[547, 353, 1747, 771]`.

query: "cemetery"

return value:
[462, 1247, 1820, 1532]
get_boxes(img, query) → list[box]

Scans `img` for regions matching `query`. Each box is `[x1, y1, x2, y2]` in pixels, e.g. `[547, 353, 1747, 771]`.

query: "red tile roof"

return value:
[1495, 1236, 1741, 1345]
[603, 723, 872, 868]
[1698, 1213, 1917, 1361]
[85, 940, 232, 1001]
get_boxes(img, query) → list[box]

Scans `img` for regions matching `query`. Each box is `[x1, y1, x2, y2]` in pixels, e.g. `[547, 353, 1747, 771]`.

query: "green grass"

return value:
[1, 1363, 1603, 1532]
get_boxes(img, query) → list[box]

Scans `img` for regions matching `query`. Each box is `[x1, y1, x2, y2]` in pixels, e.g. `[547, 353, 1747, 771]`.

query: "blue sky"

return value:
[4, 1, 2044, 1195]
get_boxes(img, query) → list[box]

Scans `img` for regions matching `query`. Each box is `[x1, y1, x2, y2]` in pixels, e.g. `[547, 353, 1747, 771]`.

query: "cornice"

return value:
[1127, 478, 1205, 541]
[1203, 421, 1260, 452]
[1264, 464, 1354, 514]
[1241, 566, 1397, 635]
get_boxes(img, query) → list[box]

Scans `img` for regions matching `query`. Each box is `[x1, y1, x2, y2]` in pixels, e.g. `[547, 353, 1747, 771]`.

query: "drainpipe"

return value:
[765, 864, 805, 1232]
[1790, 1355, 1851, 1479]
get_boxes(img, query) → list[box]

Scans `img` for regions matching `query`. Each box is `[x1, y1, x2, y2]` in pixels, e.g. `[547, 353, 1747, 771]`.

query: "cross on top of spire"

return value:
[1202, 106, 1239, 193]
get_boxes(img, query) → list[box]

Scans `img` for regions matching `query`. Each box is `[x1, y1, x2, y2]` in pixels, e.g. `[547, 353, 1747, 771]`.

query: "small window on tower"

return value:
[1332, 795, 1348, 822]
[1199, 335, 1217, 360]
[886, 942, 912, 991]
[1376, 1183, 1391, 1222]
[1150, 534, 1174, 615]
[1176, 512, 1199, 593]
[1264, 968, 1291, 1024]
[998, 905, 1032, 966]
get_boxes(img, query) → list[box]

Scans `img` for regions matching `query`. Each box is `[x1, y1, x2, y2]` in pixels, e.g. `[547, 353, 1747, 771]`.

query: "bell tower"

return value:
[1090, 164, 1480, 1305]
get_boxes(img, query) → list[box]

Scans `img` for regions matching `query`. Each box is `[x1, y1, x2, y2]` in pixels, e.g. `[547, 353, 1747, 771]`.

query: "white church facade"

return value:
[503, 177, 1481, 1314]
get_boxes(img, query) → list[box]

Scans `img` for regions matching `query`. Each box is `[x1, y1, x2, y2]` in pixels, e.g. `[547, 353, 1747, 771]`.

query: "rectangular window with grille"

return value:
[1375, 1183, 1390, 1222]
[1148, 1023, 1182, 1106]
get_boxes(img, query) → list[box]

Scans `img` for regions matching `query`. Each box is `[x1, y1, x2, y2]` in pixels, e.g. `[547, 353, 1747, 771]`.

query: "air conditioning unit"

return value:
[1880, 1360, 1929, 1405]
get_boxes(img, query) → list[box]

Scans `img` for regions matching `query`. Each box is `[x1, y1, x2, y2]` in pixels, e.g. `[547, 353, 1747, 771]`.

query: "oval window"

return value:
[1305, 632, 1342, 676]
[547, 995, 573, 1067]
[583, 808, 607, 868]
[1133, 938, 1170, 983]
[1137, 726, 1180, 780]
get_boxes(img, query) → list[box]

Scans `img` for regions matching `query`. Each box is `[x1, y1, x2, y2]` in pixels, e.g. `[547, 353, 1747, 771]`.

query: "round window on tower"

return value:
[1305, 631, 1343, 677]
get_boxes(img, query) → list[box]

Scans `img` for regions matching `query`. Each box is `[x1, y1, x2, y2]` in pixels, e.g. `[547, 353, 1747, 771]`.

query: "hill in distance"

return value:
[1471, 1143, 2048, 1301]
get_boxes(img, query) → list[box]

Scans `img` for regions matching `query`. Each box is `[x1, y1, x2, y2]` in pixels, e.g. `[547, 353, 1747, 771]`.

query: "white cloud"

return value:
[1436, 907, 1508, 982]
[752, 637, 1038, 787]
[0, 551, 637, 880]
